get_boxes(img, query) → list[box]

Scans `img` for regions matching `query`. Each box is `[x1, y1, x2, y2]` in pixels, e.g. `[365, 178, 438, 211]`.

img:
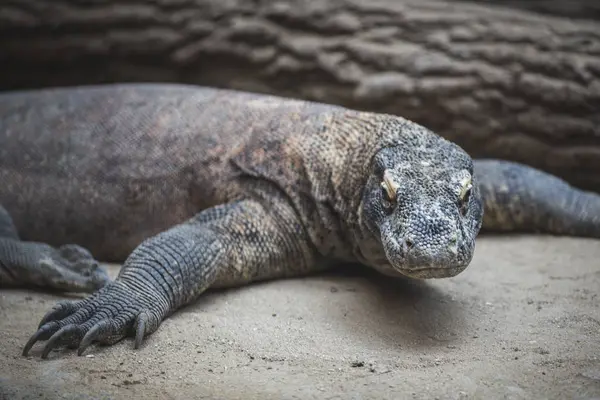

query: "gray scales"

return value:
[0, 84, 598, 359]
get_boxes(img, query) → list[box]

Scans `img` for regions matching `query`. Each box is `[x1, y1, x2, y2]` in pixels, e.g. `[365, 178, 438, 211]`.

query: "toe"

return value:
[77, 320, 113, 356]
[134, 313, 148, 349]
[38, 300, 81, 327]
[22, 321, 61, 356]
[41, 324, 82, 359]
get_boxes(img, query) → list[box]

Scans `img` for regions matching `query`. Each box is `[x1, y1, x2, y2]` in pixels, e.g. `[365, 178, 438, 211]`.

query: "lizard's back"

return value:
[0, 84, 341, 260]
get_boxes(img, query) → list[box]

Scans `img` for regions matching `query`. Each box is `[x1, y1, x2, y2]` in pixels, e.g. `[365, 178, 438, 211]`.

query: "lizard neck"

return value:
[302, 110, 409, 262]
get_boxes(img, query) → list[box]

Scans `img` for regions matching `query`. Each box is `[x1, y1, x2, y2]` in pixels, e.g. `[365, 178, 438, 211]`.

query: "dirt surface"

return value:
[1, 235, 599, 399]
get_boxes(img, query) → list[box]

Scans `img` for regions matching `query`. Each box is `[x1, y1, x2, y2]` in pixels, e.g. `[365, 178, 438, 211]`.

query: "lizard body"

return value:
[0, 84, 598, 358]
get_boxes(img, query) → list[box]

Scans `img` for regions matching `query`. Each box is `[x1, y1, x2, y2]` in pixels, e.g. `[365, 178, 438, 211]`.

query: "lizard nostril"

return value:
[402, 238, 414, 254]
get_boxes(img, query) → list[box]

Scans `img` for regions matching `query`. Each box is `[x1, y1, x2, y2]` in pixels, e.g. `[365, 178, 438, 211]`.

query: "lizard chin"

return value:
[393, 264, 469, 279]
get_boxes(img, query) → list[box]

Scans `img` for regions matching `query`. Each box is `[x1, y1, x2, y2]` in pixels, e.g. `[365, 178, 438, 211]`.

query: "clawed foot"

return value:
[0, 239, 110, 292]
[38, 244, 111, 292]
[22, 281, 165, 358]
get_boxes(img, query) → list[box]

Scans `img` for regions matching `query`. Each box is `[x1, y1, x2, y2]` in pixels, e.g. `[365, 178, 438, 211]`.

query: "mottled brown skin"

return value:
[0, 84, 598, 359]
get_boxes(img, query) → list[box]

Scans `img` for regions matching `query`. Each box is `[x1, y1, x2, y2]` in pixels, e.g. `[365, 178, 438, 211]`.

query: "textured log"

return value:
[453, 0, 600, 21]
[0, 0, 599, 191]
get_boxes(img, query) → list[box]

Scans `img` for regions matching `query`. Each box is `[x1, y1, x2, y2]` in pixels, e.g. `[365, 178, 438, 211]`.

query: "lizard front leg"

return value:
[475, 160, 600, 237]
[0, 204, 110, 292]
[22, 198, 318, 358]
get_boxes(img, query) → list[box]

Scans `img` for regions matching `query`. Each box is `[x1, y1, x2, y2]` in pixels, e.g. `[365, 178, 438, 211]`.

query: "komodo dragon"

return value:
[1, 84, 599, 359]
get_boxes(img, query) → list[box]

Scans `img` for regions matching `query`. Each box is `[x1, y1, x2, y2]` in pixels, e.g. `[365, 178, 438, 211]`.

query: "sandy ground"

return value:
[0, 235, 599, 399]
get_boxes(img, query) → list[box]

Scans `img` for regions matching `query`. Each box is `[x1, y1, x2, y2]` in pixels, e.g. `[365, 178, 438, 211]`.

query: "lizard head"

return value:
[359, 129, 483, 279]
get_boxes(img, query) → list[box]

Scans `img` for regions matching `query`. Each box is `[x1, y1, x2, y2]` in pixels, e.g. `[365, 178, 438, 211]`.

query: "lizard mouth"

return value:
[395, 265, 467, 279]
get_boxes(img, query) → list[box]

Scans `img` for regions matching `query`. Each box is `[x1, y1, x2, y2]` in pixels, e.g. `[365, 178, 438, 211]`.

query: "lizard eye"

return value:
[458, 178, 473, 216]
[380, 170, 398, 204]
[381, 182, 395, 202]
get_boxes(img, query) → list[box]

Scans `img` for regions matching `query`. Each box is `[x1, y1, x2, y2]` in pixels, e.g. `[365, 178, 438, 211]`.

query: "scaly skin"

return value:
[0, 84, 598, 359]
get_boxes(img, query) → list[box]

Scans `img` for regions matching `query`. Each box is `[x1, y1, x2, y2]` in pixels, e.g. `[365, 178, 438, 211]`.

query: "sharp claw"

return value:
[22, 322, 60, 356]
[38, 301, 77, 328]
[134, 313, 148, 349]
[77, 320, 109, 356]
[41, 324, 80, 359]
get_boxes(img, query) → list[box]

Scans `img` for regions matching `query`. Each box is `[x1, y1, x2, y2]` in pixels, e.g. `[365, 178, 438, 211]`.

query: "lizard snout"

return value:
[382, 228, 467, 279]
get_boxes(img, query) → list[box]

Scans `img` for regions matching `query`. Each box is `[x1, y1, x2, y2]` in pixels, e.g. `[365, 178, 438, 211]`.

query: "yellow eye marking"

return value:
[381, 170, 399, 201]
[459, 176, 473, 200]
